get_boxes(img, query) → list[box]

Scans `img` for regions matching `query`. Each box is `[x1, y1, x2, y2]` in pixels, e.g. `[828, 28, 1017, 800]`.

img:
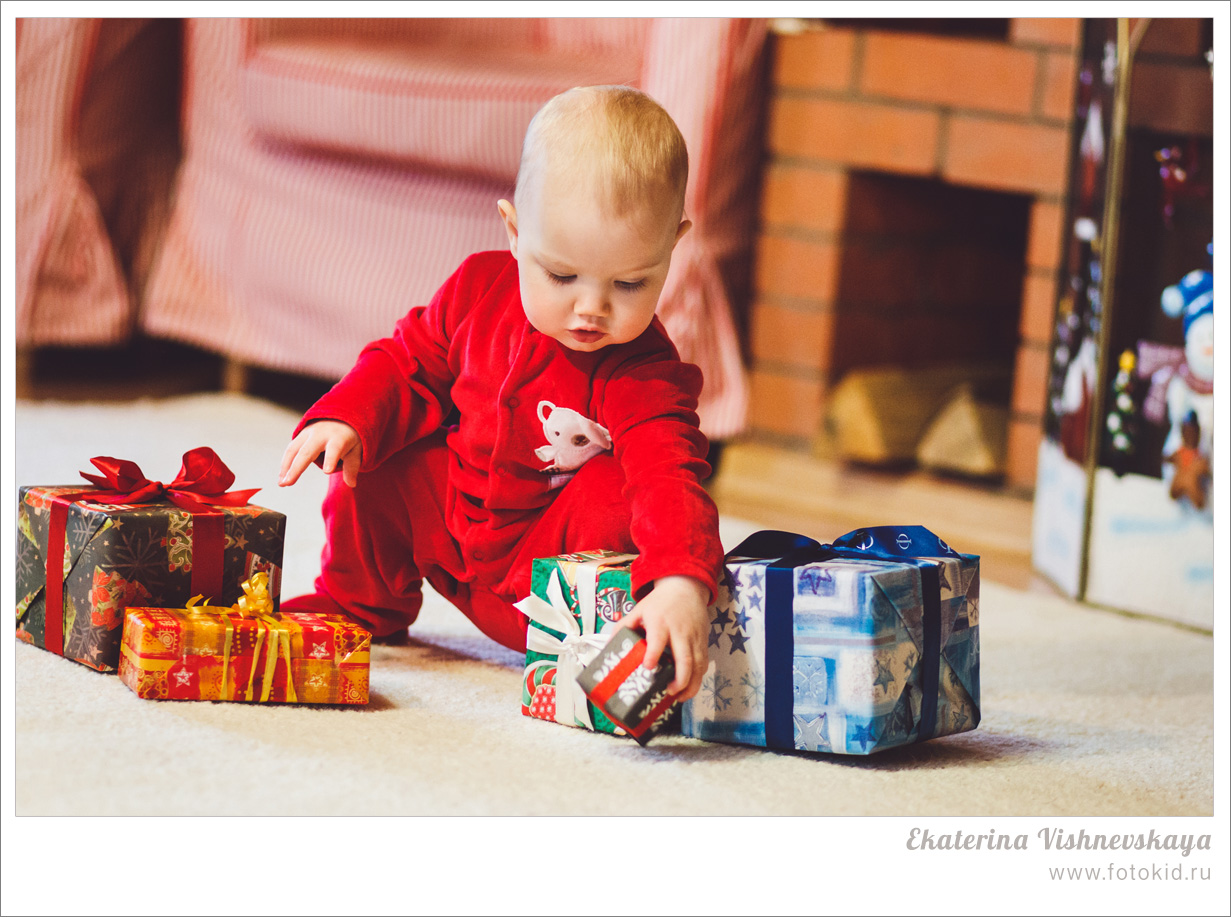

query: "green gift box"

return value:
[515, 550, 640, 734]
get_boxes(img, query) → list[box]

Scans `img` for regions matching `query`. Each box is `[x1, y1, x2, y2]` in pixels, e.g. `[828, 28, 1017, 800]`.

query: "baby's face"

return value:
[499, 179, 689, 352]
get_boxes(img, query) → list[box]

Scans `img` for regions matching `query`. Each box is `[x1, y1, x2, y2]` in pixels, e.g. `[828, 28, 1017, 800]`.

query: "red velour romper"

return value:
[290, 251, 724, 651]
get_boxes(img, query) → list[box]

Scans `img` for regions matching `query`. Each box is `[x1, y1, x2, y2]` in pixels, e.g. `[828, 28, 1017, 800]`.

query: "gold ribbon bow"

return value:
[186, 572, 296, 703]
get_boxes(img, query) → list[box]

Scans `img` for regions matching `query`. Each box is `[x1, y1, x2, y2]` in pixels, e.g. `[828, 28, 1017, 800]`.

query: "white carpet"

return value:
[8, 393, 1216, 819]
[9, 392, 1228, 917]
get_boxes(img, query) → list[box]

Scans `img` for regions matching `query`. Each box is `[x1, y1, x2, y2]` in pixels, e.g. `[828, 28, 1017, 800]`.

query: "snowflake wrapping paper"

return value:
[515, 551, 645, 735]
[117, 603, 370, 704]
[576, 623, 679, 745]
[16, 484, 285, 672]
[681, 527, 980, 755]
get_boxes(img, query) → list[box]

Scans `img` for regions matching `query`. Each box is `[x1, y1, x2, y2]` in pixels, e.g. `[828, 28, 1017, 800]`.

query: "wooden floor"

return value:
[19, 341, 1052, 592]
[710, 441, 1053, 592]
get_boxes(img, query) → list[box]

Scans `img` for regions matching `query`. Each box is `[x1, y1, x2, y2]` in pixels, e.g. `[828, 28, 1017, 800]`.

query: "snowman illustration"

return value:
[1137, 261, 1214, 508]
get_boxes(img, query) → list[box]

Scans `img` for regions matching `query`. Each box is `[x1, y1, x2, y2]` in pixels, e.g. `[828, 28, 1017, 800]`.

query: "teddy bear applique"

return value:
[533, 401, 612, 490]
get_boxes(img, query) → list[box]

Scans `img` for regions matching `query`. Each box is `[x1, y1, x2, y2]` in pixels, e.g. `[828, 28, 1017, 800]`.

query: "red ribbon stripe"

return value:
[40, 449, 258, 656]
[586, 637, 648, 709]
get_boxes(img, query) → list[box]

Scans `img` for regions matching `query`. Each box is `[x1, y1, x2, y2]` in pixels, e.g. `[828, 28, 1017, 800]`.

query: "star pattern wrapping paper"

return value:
[16, 485, 285, 671]
[681, 552, 980, 754]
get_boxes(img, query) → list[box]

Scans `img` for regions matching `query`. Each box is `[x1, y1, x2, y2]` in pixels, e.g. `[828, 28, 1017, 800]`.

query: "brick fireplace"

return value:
[748, 18, 1080, 489]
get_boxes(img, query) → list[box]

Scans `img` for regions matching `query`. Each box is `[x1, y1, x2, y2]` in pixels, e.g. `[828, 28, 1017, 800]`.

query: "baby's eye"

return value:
[546, 271, 576, 286]
[616, 279, 647, 292]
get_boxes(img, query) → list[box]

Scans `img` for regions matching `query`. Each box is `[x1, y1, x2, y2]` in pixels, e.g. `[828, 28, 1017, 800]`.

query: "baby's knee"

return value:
[567, 453, 627, 506]
[559, 455, 634, 550]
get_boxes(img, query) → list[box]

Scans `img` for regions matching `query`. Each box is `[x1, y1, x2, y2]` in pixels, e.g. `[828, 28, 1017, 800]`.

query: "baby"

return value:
[278, 86, 723, 701]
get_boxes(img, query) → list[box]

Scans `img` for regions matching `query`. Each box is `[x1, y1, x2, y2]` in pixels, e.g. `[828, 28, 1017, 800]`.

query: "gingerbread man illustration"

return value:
[1165, 411, 1211, 510]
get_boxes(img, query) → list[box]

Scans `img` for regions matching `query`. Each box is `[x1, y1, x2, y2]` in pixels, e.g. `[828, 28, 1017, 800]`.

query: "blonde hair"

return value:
[515, 86, 688, 221]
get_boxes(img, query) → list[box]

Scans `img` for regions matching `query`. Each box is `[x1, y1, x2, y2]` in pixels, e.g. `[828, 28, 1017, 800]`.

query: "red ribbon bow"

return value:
[77, 448, 260, 510]
[43, 448, 259, 660]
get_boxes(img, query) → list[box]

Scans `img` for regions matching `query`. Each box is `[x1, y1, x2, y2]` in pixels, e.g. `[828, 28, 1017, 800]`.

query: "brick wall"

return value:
[1130, 19, 1215, 136]
[749, 18, 1081, 488]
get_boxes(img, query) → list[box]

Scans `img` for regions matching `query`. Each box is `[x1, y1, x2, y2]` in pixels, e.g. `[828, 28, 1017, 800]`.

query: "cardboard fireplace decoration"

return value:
[1032, 19, 1213, 629]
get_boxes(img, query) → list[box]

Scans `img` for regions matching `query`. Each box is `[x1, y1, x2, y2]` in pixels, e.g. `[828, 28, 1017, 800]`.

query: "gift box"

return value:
[514, 550, 642, 735]
[15, 450, 285, 671]
[117, 573, 371, 704]
[681, 526, 980, 755]
[577, 623, 679, 746]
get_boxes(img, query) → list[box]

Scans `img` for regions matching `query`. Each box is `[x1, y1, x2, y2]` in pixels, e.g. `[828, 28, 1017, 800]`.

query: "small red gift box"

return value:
[118, 573, 371, 704]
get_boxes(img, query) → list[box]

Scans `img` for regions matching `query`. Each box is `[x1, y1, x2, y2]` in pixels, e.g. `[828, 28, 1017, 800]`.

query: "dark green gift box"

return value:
[16, 484, 285, 672]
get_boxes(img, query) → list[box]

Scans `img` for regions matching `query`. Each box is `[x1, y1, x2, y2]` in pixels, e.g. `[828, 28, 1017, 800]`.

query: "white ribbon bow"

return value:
[515, 556, 633, 730]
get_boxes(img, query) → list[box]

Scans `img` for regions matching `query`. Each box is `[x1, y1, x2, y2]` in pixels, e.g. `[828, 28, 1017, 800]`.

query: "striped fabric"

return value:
[16, 18, 182, 347]
[645, 18, 769, 439]
[538, 18, 652, 57]
[76, 19, 182, 305]
[249, 18, 540, 48]
[242, 39, 640, 182]
[15, 18, 130, 346]
[142, 18, 765, 438]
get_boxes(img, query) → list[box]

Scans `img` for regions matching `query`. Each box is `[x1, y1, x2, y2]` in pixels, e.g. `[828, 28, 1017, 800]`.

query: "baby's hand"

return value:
[619, 575, 710, 702]
[278, 420, 362, 488]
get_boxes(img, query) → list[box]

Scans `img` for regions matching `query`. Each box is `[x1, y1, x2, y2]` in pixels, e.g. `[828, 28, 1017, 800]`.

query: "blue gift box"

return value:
[681, 526, 980, 755]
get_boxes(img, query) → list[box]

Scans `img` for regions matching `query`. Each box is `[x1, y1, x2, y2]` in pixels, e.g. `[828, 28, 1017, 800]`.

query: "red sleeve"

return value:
[294, 253, 504, 470]
[597, 331, 725, 604]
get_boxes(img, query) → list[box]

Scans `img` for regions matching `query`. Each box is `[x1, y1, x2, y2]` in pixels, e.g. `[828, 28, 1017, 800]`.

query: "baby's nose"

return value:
[574, 290, 611, 317]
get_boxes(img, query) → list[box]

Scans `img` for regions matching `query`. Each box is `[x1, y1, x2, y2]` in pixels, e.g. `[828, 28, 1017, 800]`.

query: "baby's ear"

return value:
[674, 218, 693, 246]
[497, 199, 519, 256]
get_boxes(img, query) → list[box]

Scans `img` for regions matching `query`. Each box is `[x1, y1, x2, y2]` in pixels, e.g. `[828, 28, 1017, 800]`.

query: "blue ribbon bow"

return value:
[726, 526, 959, 751]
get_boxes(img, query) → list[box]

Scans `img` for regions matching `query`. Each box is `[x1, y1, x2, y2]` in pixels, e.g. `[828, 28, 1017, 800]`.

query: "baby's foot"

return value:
[371, 627, 411, 646]
[280, 592, 410, 644]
